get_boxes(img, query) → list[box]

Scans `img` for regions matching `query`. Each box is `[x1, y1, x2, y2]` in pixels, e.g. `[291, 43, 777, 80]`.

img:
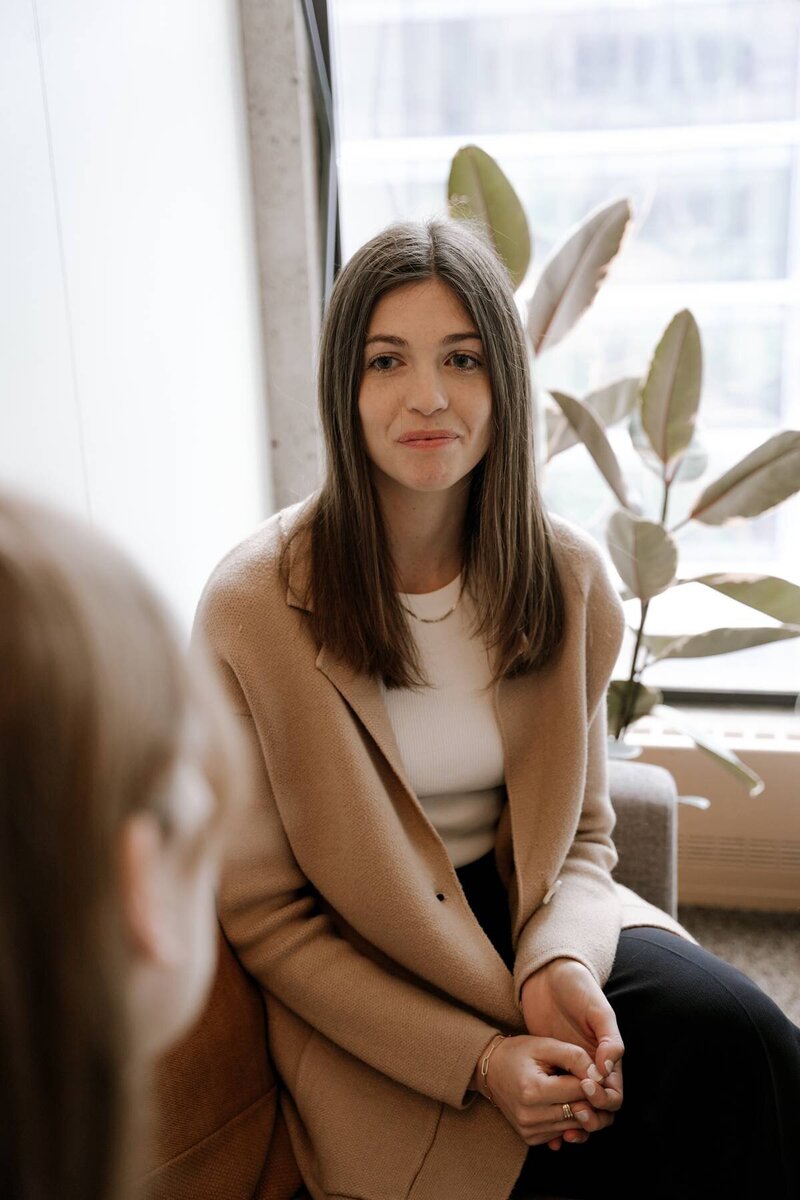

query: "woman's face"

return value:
[358, 278, 492, 501]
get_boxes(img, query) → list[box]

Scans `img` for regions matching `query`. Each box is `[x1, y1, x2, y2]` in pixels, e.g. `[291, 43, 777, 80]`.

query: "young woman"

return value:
[0, 489, 244, 1200]
[195, 216, 800, 1200]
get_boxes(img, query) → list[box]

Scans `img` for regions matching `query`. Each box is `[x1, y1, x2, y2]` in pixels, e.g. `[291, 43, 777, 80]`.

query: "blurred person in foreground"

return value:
[0, 488, 244, 1200]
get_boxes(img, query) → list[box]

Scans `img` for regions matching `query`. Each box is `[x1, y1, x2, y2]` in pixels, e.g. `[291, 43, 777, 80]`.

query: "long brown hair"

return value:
[0, 489, 242, 1200]
[287, 215, 565, 688]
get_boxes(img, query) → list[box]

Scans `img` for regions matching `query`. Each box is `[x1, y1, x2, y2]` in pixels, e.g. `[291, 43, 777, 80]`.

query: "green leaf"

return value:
[683, 573, 800, 626]
[548, 376, 640, 456]
[448, 145, 531, 290]
[549, 390, 635, 510]
[527, 197, 631, 354]
[544, 397, 565, 457]
[653, 704, 764, 796]
[673, 431, 709, 483]
[630, 399, 707, 482]
[640, 310, 702, 478]
[642, 626, 800, 661]
[689, 430, 800, 525]
[628, 405, 666, 477]
[606, 511, 678, 600]
[607, 680, 663, 737]
[586, 377, 641, 428]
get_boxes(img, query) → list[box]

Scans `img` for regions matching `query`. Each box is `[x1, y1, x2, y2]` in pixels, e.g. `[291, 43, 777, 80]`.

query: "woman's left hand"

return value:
[519, 957, 625, 1151]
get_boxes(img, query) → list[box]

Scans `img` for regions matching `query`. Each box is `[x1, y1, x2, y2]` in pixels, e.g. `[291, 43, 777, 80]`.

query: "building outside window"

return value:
[329, 0, 800, 700]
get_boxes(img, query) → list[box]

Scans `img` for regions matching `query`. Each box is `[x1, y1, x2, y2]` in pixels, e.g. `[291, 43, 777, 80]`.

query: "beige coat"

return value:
[193, 497, 697, 1200]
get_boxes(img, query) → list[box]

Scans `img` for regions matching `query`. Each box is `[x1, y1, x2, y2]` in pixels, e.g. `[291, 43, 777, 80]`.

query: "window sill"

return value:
[625, 703, 799, 754]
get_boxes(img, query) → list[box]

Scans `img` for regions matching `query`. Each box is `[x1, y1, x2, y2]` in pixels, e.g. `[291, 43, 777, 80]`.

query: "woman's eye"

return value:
[450, 352, 482, 371]
[369, 354, 398, 372]
[366, 352, 482, 372]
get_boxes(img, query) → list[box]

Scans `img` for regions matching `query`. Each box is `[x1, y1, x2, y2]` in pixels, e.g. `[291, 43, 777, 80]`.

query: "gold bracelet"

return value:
[480, 1034, 507, 1108]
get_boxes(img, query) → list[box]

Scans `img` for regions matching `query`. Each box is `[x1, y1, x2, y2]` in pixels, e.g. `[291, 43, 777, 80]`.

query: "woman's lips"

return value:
[398, 432, 459, 449]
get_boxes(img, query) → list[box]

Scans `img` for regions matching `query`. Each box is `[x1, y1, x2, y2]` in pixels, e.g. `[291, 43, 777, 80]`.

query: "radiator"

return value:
[623, 708, 800, 913]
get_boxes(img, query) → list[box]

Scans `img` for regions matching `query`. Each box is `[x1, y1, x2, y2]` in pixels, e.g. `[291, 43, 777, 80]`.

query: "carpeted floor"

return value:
[677, 904, 800, 1026]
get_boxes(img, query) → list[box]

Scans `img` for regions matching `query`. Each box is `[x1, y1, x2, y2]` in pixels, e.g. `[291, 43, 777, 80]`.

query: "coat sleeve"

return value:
[191, 624, 503, 1112]
[512, 538, 626, 1007]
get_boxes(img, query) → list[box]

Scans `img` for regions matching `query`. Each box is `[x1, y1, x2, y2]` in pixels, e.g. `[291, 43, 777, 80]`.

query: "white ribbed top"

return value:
[379, 573, 505, 868]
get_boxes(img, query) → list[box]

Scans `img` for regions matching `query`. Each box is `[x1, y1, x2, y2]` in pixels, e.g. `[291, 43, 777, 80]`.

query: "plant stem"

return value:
[616, 598, 649, 739]
[615, 475, 672, 740]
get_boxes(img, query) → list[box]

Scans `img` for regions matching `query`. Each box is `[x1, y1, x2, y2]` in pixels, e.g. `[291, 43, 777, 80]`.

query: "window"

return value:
[330, 0, 800, 698]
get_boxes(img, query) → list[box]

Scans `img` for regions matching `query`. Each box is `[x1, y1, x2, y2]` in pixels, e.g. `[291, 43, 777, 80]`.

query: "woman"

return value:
[195, 216, 800, 1200]
[0, 488, 244, 1200]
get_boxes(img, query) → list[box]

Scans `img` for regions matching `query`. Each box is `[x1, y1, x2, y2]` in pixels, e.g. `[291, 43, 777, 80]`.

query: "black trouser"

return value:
[454, 848, 800, 1200]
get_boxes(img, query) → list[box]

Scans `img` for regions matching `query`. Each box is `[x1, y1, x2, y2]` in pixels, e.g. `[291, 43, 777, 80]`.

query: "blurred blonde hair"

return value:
[0, 488, 244, 1200]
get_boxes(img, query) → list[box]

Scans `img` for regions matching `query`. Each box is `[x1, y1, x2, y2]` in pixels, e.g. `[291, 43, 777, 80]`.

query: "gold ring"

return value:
[562, 1102, 574, 1120]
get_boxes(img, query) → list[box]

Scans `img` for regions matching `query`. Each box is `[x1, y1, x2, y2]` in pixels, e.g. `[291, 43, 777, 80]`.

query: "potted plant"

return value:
[447, 144, 800, 798]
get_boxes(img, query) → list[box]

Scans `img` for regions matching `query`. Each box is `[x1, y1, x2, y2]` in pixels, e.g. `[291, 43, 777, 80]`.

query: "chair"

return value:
[606, 758, 678, 918]
[144, 760, 678, 1199]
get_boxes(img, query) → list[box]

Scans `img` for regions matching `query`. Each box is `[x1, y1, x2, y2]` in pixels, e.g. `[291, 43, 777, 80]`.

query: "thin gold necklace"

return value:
[400, 579, 464, 624]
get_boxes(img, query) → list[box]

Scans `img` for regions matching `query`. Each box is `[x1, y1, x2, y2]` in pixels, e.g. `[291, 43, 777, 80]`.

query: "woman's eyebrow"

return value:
[364, 331, 482, 346]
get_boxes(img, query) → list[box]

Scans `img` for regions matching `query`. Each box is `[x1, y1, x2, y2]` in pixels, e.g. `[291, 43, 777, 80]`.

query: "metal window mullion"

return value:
[299, 0, 341, 305]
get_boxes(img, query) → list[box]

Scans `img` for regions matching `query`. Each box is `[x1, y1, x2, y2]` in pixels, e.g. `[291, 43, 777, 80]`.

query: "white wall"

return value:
[0, 0, 272, 635]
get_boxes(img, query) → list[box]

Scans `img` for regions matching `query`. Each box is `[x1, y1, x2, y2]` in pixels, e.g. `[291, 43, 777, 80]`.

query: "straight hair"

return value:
[0, 489, 243, 1200]
[286, 215, 565, 689]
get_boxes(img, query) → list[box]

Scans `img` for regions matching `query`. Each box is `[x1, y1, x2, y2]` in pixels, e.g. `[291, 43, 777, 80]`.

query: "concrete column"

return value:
[239, 0, 324, 509]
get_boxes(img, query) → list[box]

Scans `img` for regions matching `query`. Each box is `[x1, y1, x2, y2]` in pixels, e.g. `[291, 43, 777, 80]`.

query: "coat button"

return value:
[542, 879, 562, 905]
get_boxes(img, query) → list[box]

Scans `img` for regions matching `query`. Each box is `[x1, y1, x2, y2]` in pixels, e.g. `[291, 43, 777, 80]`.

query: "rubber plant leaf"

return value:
[653, 704, 764, 797]
[642, 626, 800, 661]
[606, 510, 678, 601]
[681, 573, 800, 626]
[606, 680, 662, 738]
[640, 309, 702, 479]
[448, 145, 531, 290]
[548, 376, 639, 457]
[527, 197, 631, 354]
[549, 390, 635, 510]
[689, 430, 800, 525]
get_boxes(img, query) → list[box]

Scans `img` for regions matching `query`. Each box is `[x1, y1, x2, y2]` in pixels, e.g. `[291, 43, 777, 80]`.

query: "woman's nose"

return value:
[406, 370, 448, 415]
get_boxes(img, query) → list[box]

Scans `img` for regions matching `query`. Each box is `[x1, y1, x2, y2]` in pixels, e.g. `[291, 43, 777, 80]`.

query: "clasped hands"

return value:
[480, 957, 624, 1151]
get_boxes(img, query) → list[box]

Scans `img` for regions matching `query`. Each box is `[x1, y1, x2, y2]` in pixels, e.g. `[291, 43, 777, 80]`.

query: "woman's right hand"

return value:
[475, 1034, 616, 1147]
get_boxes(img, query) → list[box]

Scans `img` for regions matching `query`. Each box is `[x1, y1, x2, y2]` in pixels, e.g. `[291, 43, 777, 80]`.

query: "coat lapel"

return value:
[315, 643, 418, 808]
[494, 664, 587, 941]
